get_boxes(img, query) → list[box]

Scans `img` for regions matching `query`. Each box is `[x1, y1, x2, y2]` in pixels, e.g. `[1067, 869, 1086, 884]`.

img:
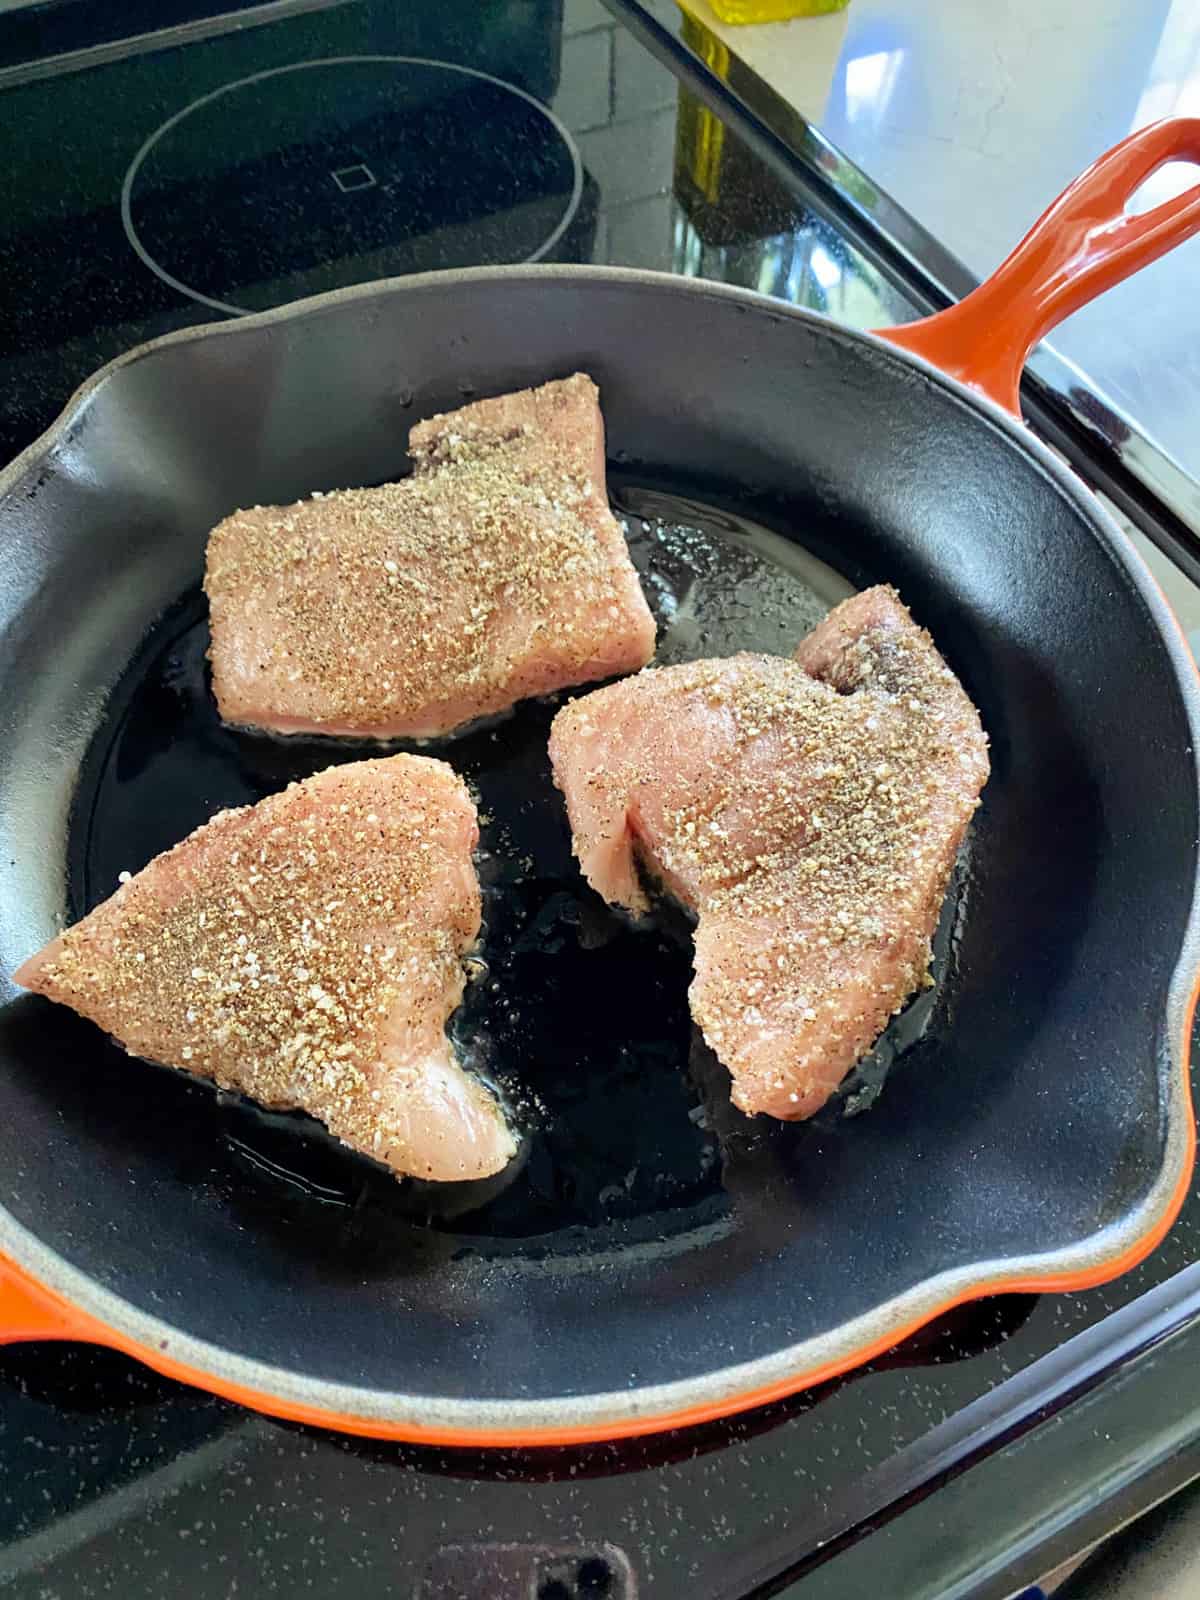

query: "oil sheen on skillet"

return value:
[65, 481, 962, 1259]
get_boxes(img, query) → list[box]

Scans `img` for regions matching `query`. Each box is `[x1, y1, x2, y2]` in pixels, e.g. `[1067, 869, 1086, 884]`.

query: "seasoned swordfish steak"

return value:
[549, 586, 989, 1120]
[205, 374, 655, 739]
[16, 756, 515, 1181]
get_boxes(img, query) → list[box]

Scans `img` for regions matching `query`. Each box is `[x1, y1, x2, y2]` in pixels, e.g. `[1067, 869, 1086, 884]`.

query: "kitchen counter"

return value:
[674, 0, 1200, 485]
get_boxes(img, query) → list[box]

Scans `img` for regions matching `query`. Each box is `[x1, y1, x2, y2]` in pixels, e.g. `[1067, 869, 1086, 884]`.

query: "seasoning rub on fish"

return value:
[549, 586, 989, 1120]
[16, 756, 515, 1181]
[205, 374, 655, 739]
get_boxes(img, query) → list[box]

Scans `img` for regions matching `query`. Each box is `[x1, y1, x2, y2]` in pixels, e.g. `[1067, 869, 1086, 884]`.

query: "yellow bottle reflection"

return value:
[670, 13, 898, 330]
[687, 0, 849, 25]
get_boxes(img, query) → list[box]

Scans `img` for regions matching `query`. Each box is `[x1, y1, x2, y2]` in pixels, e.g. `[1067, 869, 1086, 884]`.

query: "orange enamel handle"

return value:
[878, 117, 1200, 416]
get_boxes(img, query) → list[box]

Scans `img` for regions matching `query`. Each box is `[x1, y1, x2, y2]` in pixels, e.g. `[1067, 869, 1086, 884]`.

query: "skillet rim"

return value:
[0, 263, 1196, 1445]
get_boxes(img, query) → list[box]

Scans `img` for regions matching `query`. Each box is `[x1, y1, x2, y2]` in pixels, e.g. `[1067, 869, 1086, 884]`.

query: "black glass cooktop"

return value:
[1, 3, 1198, 1598]
[0, 0, 914, 468]
[122, 56, 590, 314]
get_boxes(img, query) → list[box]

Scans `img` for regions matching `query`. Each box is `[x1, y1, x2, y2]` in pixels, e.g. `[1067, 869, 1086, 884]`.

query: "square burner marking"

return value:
[331, 163, 377, 193]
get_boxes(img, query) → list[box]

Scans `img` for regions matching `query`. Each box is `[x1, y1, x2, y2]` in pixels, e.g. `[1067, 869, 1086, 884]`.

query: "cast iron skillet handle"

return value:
[876, 117, 1200, 417]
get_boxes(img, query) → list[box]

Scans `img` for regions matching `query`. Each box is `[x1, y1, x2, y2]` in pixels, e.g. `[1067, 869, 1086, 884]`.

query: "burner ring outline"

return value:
[120, 53, 585, 317]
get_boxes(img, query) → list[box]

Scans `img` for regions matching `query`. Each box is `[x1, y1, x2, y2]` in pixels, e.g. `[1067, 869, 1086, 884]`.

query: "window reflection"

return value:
[843, 47, 904, 129]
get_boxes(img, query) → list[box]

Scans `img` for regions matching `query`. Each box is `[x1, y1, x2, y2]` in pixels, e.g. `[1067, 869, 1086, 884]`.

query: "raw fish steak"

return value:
[205, 374, 655, 738]
[16, 756, 514, 1181]
[548, 587, 989, 1119]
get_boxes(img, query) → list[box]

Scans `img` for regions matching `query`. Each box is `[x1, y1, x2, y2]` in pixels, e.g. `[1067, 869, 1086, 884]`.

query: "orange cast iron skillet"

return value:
[0, 120, 1198, 1447]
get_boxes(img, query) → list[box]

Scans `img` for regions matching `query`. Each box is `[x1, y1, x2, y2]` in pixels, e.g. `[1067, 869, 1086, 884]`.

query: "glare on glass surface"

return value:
[842, 47, 903, 127]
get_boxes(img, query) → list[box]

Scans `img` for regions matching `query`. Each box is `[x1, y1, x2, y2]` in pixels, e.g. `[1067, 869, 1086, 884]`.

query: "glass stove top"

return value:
[0, 0, 914, 466]
[0, 4, 1198, 1599]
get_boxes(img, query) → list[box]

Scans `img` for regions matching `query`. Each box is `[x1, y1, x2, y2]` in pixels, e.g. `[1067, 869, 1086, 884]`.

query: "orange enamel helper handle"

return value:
[0, 1259, 82, 1342]
[878, 117, 1200, 416]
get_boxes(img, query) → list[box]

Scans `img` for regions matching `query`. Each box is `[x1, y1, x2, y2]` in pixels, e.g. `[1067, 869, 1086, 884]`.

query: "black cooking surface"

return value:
[124, 59, 589, 315]
[1, 2, 1198, 1598]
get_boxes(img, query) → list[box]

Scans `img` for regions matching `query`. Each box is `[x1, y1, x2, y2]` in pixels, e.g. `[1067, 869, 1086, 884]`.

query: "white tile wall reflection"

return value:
[559, 0, 679, 268]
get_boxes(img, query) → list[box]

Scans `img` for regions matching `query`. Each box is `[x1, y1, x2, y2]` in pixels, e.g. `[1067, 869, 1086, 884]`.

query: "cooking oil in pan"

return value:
[620, 484, 851, 662]
[61, 485, 954, 1267]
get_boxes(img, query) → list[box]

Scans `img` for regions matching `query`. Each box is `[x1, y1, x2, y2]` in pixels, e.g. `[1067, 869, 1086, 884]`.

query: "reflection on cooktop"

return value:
[121, 56, 588, 315]
[0, 1290, 1037, 1553]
